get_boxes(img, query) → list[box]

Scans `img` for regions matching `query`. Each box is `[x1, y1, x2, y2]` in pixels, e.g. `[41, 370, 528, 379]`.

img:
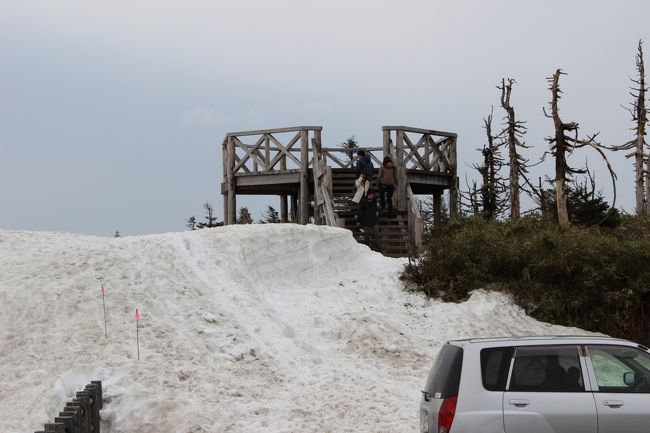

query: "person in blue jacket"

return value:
[354, 150, 375, 188]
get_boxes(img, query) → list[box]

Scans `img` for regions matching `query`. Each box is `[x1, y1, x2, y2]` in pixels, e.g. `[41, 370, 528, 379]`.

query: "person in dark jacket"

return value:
[377, 155, 397, 213]
[358, 188, 379, 250]
[354, 150, 375, 188]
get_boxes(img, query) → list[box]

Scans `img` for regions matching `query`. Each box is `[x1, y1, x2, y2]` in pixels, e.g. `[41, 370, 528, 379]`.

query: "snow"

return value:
[0, 224, 591, 433]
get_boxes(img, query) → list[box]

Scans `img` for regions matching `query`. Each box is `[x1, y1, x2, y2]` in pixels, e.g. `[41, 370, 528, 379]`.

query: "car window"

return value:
[508, 346, 584, 392]
[588, 345, 650, 393]
[424, 344, 463, 398]
[635, 350, 650, 371]
[481, 346, 513, 391]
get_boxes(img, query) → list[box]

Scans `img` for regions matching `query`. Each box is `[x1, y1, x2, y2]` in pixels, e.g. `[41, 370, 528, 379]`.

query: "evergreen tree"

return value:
[339, 135, 359, 165]
[259, 206, 280, 224]
[537, 177, 621, 228]
[186, 216, 197, 230]
[237, 207, 253, 224]
[196, 202, 223, 228]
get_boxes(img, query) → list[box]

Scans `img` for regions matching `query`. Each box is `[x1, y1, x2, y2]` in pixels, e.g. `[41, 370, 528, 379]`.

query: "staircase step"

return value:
[330, 171, 412, 257]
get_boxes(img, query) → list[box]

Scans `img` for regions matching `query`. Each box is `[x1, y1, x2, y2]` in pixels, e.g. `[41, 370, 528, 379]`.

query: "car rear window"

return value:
[424, 344, 463, 398]
[481, 346, 514, 391]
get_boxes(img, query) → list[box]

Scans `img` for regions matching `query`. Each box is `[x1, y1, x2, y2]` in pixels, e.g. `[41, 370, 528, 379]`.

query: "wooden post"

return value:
[291, 193, 298, 222]
[60, 406, 81, 433]
[264, 133, 271, 173]
[280, 195, 288, 223]
[433, 190, 442, 228]
[52, 416, 74, 433]
[299, 129, 309, 224]
[424, 134, 432, 170]
[396, 129, 407, 212]
[222, 140, 229, 224]
[383, 129, 391, 157]
[84, 382, 102, 433]
[227, 137, 237, 225]
[314, 129, 322, 154]
[312, 145, 321, 225]
[280, 146, 287, 174]
[312, 131, 323, 225]
[74, 391, 91, 433]
[448, 136, 458, 218]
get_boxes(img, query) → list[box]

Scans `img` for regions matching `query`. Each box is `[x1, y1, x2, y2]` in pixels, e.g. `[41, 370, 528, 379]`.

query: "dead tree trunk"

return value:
[483, 114, 497, 218]
[633, 41, 648, 215]
[498, 78, 527, 221]
[547, 70, 578, 229]
[474, 108, 506, 219]
[545, 69, 618, 228]
[613, 40, 648, 215]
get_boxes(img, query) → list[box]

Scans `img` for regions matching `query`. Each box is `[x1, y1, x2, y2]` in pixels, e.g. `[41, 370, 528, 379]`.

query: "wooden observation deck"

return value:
[221, 126, 458, 256]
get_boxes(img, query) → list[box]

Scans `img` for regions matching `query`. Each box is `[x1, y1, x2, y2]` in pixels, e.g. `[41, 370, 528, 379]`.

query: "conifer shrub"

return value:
[401, 215, 650, 345]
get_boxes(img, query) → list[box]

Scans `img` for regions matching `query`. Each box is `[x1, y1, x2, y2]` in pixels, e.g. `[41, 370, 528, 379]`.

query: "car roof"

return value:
[447, 335, 636, 346]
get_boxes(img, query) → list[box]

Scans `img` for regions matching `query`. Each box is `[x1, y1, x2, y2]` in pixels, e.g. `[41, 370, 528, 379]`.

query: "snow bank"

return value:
[0, 225, 590, 433]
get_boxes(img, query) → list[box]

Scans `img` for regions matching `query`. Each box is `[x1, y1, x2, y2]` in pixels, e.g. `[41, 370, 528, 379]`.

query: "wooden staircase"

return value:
[331, 169, 413, 257]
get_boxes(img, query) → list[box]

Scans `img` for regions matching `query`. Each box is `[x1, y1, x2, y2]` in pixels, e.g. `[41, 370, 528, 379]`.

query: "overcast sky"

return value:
[2, 0, 649, 236]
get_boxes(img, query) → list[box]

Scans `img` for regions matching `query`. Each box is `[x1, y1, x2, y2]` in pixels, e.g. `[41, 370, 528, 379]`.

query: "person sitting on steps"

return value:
[377, 155, 396, 214]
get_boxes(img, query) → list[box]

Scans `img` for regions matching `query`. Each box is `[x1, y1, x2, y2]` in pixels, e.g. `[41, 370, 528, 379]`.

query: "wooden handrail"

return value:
[226, 126, 322, 137]
[406, 184, 425, 249]
[382, 125, 457, 138]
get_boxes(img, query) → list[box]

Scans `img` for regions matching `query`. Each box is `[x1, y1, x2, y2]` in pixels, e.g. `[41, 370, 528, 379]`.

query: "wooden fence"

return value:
[34, 381, 102, 433]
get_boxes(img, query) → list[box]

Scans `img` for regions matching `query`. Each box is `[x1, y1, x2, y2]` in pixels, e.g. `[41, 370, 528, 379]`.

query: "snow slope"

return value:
[0, 225, 590, 433]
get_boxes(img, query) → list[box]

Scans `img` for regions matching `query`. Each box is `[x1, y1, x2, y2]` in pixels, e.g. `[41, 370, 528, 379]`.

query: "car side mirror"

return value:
[624, 371, 636, 386]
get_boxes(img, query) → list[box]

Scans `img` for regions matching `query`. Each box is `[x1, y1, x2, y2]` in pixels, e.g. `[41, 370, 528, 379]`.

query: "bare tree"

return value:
[612, 40, 648, 215]
[498, 78, 530, 221]
[472, 108, 508, 219]
[544, 69, 617, 228]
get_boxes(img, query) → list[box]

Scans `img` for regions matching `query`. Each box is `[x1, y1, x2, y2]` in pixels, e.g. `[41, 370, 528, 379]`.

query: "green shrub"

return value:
[401, 215, 650, 345]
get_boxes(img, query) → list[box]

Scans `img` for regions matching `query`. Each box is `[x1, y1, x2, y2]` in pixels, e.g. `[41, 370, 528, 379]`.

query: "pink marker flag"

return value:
[101, 285, 106, 295]
[135, 309, 141, 321]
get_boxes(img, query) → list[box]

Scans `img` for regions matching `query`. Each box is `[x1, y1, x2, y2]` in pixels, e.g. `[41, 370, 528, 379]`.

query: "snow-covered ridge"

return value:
[0, 225, 589, 433]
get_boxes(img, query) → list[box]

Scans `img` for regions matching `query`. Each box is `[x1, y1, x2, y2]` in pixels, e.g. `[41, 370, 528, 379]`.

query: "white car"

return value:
[420, 336, 650, 433]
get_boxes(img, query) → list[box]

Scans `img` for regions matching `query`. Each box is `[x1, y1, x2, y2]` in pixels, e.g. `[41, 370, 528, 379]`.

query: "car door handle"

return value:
[604, 400, 624, 408]
[509, 399, 530, 407]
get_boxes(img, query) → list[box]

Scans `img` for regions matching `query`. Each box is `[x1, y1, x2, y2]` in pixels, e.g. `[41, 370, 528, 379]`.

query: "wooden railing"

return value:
[382, 126, 458, 214]
[312, 144, 337, 227]
[223, 126, 322, 224]
[319, 147, 384, 169]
